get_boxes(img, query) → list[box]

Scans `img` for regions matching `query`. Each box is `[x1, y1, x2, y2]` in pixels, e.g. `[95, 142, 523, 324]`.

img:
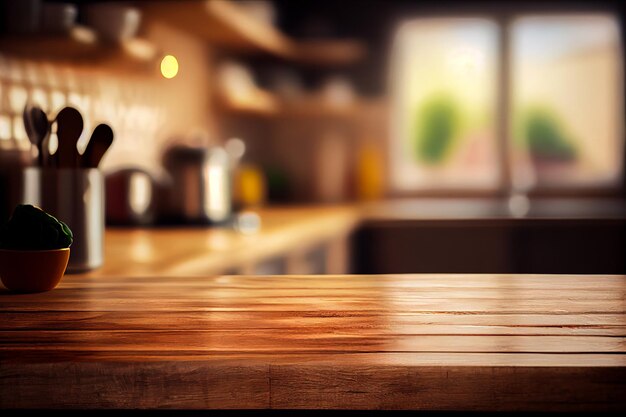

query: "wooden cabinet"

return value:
[355, 219, 626, 274]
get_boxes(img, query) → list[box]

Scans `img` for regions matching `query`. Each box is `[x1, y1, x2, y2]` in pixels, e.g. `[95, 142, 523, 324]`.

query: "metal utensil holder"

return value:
[22, 167, 104, 273]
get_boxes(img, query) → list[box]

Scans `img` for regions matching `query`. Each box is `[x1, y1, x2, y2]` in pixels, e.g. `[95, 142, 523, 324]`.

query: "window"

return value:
[389, 13, 624, 194]
[510, 15, 624, 190]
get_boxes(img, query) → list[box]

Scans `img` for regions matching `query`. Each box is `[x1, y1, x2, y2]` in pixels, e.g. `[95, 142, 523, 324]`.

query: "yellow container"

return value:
[235, 163, 267, 207]
[355, 142, 384, 201]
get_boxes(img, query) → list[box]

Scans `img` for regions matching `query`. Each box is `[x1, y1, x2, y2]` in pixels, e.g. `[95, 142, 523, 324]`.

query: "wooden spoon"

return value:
[31, 107, 50, 167]
[82, 124, 114, 168]
[23, 104, 50, 166]
[23, 103, 37, 147]
[55, 107, 83, 168]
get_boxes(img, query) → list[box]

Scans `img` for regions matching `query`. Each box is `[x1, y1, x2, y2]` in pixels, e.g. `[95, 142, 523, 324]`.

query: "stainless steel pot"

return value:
[0, 149, 32, 224]
[22, 167, 104, 273]
[162, 145, 232, 224]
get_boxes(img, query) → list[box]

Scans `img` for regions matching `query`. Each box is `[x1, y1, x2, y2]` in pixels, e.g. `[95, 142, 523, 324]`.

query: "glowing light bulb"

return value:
[160, 55, 179, 79]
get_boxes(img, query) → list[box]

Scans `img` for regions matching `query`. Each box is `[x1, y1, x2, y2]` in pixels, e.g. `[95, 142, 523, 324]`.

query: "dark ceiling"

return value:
[270, 0, 625, 95]
[274, 0, 623, 39]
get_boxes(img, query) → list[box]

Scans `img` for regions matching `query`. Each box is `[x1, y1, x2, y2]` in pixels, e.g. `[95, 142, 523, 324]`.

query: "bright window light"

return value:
[389, 18, 500, 191]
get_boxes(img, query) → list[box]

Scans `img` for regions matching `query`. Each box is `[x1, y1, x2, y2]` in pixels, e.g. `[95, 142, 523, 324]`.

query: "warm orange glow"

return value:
[160, 55, 179, 79]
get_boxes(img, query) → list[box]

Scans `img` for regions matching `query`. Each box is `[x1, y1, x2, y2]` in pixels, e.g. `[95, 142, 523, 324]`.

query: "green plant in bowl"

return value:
[0, 205, 73, 293]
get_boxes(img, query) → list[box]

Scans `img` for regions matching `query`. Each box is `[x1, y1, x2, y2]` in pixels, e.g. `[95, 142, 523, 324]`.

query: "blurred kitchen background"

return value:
[1, 0, 625, 275]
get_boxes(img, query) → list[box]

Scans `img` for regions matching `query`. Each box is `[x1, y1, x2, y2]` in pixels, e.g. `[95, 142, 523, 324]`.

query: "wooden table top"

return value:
[1, 273, 624, 411]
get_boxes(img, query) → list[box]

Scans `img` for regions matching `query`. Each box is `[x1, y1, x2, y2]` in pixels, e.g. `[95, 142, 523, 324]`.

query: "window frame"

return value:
[387, 6, 626, 199]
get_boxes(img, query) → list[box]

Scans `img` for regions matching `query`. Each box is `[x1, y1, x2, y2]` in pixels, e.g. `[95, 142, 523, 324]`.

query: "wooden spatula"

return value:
[55, 107, 83, 168]
[31, 106, 51, 167]
[82, 124, 114, 168]
[23, 104, 50, 167]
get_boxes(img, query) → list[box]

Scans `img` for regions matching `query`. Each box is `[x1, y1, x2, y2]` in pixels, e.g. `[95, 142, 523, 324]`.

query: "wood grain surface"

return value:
[1, 274, 625, 411]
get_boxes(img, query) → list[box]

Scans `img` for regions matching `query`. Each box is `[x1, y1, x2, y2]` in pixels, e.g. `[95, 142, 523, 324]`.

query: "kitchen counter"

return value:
[85, 199, 626, 277]
[89, 205, 360, 276]
[1, 273, 624, 411]
[360, 197, 626, 221]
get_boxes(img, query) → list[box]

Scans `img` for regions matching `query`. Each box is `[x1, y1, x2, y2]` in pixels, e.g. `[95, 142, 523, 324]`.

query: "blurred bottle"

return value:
[234, 163, 266, 208]
[225, 137, 267, 209]
[265, 165, 291, 202]
[319, 76, 355, 109]
[355, 141, 384, 201]
[314, 131, 348, 203]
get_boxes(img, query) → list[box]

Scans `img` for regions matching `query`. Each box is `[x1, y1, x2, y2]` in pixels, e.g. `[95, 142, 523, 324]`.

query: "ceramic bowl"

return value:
[0, 248, 70, 293]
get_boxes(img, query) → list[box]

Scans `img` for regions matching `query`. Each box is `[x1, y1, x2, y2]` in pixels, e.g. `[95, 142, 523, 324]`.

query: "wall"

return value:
[0, 20, 215, 179]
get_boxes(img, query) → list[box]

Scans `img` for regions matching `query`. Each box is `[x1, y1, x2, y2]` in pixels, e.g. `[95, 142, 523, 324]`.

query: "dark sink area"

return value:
[355, 198, 626, 275]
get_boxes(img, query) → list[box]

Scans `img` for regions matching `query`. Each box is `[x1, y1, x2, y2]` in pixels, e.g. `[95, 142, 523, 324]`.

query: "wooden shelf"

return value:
[0, 26, 159, 72]
[216, 90, 281, 116]
[217, 90, 364, 121]
[142, 0, 366, 66]
[295, 40, 367, 66]
[284, 98, 362, 119]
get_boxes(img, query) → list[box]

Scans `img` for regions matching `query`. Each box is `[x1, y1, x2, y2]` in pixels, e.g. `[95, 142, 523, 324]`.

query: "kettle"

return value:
[105, 168, 158, 226]
[162, 145, 232, 225]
